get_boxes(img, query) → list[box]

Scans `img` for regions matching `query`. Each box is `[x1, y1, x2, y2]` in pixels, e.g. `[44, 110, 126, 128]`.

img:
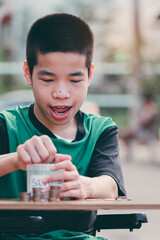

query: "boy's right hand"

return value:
[16, 135, 57, 170]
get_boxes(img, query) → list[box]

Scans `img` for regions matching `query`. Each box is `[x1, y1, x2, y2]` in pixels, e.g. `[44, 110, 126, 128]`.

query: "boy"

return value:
[0, 13, 126, 239]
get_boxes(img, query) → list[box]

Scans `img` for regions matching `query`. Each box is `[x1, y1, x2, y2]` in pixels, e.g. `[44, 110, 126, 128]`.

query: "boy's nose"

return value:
[53, 89, 70, 99]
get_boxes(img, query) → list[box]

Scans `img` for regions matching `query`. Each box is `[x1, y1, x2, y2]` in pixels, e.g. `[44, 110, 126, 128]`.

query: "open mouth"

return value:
[52, 106, 71, 114]
[50, 106, 72, 120]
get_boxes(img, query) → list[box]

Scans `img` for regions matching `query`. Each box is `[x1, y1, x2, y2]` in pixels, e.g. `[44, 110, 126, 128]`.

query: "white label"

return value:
[28, 174, 62, 193]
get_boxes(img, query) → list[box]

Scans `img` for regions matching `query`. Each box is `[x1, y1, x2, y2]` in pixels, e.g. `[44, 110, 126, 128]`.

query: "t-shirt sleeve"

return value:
[0, 117, 9, 154]
[87, 126, 126, 196]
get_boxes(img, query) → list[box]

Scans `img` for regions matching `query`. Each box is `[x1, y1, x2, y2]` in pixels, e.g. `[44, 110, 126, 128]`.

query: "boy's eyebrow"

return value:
[37, 69, 56, 76]
[69, 71, 85, 76]
[37, 70, 85, 76]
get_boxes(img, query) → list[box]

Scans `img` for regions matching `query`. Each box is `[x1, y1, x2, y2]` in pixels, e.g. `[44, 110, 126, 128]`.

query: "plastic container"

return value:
[27, 164, 62, 194]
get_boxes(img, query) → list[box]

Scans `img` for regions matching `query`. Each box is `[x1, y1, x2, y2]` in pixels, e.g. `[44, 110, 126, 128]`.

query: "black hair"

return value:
[26, 13, 94, 76]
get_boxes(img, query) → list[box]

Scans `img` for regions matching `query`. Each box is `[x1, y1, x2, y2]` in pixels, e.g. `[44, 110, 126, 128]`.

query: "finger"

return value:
[55, 153, 71, 163]
[32, 137, 50, 162]
[42, 168, 78, 184]
[42, 135, 57, 163]
[26, 135, 56, 163]
[60, 180, 81, 192]
[23, 139, 41, 164]
[60, 188, 86, 199]
[17, 145, 32, 169]
[50, 160, 75, 172]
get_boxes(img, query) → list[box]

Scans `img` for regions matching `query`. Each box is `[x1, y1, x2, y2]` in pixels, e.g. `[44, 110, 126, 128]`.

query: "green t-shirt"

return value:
[0, 105, 116, 198]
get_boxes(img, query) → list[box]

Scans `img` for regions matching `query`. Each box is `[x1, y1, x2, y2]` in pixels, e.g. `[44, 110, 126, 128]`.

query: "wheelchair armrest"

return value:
[0, 216, 45, 235]
[0, 213, 148, 236]
[95, 213, 148, 232]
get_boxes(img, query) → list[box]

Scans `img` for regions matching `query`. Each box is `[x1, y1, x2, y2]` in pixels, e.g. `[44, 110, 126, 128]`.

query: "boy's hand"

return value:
[16, 135, 57, 170]
[42, 153, 89, 199]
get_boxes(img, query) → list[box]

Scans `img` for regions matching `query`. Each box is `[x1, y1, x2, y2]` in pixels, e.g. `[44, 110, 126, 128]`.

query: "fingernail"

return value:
[43, 178, 47, 184]
[50, 165, 55, 171]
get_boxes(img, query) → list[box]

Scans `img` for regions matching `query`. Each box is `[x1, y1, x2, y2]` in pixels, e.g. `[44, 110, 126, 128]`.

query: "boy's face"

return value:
[23, 52, 93, 132]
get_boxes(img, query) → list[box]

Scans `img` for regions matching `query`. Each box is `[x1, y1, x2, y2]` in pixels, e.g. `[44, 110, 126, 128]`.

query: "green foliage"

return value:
[141, 75, 160, 95]
[100, 107, 129, 129]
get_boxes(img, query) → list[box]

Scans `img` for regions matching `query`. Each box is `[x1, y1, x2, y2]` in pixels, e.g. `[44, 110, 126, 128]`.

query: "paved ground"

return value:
[96, 142, 160, 240]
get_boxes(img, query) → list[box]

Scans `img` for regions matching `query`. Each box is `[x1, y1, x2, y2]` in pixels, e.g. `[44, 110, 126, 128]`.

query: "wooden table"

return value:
[0, 198, 160, 211]
[0, 199, 153, 234]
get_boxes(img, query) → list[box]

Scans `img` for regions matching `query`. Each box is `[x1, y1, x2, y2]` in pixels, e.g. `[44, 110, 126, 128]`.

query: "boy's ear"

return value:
[23, 60, 32, 85]
[88, 63, 94, 86]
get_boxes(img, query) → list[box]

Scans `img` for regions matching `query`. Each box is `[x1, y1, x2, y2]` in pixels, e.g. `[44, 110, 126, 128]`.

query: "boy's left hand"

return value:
[42, 153, 88, 199]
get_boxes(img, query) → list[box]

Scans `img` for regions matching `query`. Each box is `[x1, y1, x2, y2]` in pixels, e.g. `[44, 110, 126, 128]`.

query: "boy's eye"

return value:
[40, 79, 53, 82]
[70, 80, 82, 83]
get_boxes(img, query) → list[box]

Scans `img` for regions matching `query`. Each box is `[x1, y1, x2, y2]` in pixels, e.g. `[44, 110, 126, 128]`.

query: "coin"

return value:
[19, 192, 31, 202]
[32, 188, 46, 202]
[48, 185, 61, 202]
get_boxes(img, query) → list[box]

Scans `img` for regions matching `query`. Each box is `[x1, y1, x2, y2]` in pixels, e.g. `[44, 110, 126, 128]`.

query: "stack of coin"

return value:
[32, 188, 46, 202]
[48, 185, 61, 202]
[19, 192, 31, 202]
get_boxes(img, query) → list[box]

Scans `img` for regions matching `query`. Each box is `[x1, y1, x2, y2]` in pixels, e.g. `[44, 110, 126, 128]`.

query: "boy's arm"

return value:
[79, 175, 118, 199]
[0, 152, 18, 177]
[0, 135, 59, 177]
[88, 126, 126, 196]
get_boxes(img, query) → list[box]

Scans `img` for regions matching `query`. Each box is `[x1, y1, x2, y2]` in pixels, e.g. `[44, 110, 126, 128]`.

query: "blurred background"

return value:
[0, 0, 160, 239]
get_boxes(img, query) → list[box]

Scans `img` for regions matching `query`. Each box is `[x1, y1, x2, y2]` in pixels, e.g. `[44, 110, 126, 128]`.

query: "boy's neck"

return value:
[52, 116, 78, 140]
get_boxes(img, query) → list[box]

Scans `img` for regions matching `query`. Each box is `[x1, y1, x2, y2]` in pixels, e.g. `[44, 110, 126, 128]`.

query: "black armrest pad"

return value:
[0, 216, 45, 235]
[95, 213, 148, 231]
